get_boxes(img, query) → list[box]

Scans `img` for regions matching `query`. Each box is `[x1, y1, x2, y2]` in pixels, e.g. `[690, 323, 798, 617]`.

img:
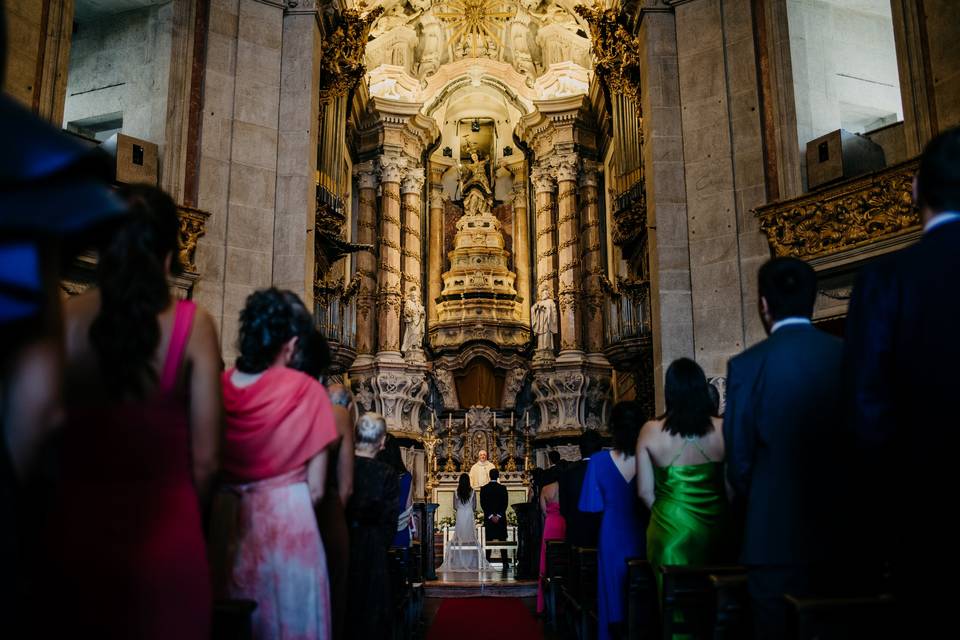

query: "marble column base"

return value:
[530, 356, 614, 436]
[350, 353, 431, 437]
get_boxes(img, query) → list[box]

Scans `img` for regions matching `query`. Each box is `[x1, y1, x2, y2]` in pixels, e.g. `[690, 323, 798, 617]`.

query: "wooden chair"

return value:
[544, 540, 571, 629]
[785, 593, 896, 640]
[710, 573, 750, 640]
[627, 559, 658, 640]
[660, 565, 746, 640]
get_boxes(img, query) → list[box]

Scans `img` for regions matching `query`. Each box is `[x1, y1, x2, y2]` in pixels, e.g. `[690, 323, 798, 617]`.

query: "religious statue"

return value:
[401, 283, 426, 356]
[461, 152, 492, 195]
[469, 449, 496, 489]
[531, 284, 558, 353]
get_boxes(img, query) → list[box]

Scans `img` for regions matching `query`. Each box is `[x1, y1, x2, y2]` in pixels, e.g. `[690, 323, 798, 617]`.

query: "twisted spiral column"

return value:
[377, 153, 406, 354]
[353, 161, 379, 359]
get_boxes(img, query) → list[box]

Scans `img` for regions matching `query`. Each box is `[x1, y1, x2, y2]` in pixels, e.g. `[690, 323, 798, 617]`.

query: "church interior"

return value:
[3, 0, 960, 637]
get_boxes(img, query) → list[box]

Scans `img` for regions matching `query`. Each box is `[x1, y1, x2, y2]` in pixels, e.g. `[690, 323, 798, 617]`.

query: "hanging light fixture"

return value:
[471, 118, 481, 132]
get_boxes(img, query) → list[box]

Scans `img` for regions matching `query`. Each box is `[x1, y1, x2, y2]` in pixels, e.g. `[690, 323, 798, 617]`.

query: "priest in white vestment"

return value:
[469, 450, 496, 489]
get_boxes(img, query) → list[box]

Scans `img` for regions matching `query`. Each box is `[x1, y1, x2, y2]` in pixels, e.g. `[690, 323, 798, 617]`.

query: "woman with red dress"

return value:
[45, 185, 222, 639]
[210, 288, 338, 639]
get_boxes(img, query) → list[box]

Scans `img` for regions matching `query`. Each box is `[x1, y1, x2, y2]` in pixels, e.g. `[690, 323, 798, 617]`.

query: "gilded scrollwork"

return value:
[176, 206, 209, 274]
[318, 4, 384, 103]
[754, 159, 920, 259]
[574, 3, 642, 111]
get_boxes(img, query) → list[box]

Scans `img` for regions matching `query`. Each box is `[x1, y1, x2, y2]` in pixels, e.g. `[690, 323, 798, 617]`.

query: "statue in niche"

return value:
[531, 284, 558, 353]
[462, 187, 493, 217]
[401, 283, 426, 356]
[461, 152, 492, 196]
[371, 3, 420, 39]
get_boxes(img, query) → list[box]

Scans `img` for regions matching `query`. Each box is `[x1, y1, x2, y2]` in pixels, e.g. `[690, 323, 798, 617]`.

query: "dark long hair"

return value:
[377, 433, 408, 476]
[290, 327, 331, 379]
[90, 184, 181, 399]
[609, 400, 643, 454]
[456, 473, 472, 505]
[662, 358, 715, 437]
[236, 288, 313, 373]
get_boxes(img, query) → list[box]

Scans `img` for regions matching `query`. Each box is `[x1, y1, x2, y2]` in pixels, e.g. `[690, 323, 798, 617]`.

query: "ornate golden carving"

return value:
[318, 4, 384, 103]
[176, 206, 209, 273]
[612, 190, 647, 248]
[315, 200, 371, 278]
[754, 159, 920, 259]
[575, 3, 643, 111]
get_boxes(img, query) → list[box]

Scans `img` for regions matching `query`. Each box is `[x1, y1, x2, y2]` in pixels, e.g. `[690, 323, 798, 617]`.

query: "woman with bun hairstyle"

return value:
[210, 288, 338, 639]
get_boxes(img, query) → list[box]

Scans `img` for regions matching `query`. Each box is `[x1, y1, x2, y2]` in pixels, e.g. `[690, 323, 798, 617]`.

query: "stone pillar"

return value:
[579, 160, 605, 354]
[530, 162, 557, 302]
[353, 161, 380, 363]
[377, 153, 406, 356]
[555, 153, 583, 355]
[510, 164, 532, 323]
[427, 185, 445, 324]
[401, 168, 426, 293]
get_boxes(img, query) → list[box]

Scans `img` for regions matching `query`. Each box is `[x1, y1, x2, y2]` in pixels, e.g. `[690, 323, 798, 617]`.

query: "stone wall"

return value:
[672, 0, 769, 379]
[2, 0, 73, 124]
[193, 0, 320, 361]
[787, 0, 903, 146]
[63, 2, 174, 145]
[923, 0, 960, 131]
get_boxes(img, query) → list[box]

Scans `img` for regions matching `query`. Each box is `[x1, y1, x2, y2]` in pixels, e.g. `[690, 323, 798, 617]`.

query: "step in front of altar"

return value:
[425, 569, 537, 599]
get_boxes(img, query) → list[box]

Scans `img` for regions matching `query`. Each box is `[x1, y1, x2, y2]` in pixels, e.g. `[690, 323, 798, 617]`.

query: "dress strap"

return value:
[159, 300, 196, 394]
[667, 435, 712, 466]
[667, 438, 691, 467]
[691, 436, 713, 463]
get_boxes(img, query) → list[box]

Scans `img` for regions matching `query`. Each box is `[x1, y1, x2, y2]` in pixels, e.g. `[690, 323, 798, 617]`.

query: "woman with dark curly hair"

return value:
[44, 184, 222, 639]
[210, 288, 338, 640]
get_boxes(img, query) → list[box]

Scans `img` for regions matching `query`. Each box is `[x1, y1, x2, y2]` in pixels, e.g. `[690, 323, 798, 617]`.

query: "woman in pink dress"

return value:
[44, 185, 222, 639]
[538, 468, 567, 613]
[210, 288, 339, 640]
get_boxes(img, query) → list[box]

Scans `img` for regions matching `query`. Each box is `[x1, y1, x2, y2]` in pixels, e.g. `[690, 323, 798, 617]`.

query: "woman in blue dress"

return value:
[580, 401, 648, 640]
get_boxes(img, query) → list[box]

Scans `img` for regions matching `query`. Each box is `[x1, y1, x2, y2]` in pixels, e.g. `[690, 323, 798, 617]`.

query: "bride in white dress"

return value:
[439, 473, 492, 572]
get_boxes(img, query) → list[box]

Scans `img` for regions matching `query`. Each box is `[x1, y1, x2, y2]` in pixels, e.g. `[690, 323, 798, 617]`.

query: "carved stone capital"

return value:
[579, 159, 601, 189]
[353, 160, 380, 190]
[555, 153, 580, 183]
[430, 189, 447, 209]
[401, 167, 426, 195]
[530, 164, 556, 194]
[379, 153, 407, 184]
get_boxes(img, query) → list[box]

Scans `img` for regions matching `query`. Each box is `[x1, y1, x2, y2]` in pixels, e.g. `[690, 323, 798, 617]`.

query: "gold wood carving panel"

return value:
[754, 159, 920, 260]
[176, 205, 210, 274]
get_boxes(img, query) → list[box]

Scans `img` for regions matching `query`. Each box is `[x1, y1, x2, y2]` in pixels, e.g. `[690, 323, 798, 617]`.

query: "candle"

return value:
[493, 414, 497, 430]
[511, 413, 514, 428]
[525, 410, 529, 429]
[431, 412, 435, 429]
[448, 413, 452, 430]
[465, 413, 469, 430]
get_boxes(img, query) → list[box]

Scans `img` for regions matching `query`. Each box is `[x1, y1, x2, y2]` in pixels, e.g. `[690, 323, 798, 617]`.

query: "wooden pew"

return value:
[785, 593, 896, 640]
[544, 540, 571, 629]
[710, 573, 750, 640]
[560, 547, 599, 640]
[627, 559, 658, 639]
[212, 599, 257, 640]
[387, 548, 414, 640]
[660, 565, 745, 639]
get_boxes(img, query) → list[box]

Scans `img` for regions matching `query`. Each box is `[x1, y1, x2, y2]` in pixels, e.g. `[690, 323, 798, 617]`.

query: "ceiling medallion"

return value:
[435, 0, 516, 58]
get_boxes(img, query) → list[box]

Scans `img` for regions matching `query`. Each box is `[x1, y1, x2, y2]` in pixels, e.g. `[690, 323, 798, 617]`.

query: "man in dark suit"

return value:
[559, 429, 603, 549]
[480, 469, 509, 569]
[844, 127, 960, 634]
[724, 257, 845, 639]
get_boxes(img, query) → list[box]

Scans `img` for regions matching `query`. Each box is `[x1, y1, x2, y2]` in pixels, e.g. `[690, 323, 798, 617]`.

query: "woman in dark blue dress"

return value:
[580, 401, 647, 640]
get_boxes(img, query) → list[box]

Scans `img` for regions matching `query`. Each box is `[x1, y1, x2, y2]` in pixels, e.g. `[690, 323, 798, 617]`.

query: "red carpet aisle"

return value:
[426, 598, 543, 640]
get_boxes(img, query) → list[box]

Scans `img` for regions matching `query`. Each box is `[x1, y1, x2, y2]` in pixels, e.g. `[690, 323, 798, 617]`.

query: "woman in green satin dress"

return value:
[636, 358, 733, 598]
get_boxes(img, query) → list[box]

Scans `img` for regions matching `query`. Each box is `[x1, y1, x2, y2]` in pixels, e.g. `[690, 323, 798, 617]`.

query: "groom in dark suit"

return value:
[844, 127, 960, 635]
[724, 257, 845, 639]
[480, 469, 509, 569]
